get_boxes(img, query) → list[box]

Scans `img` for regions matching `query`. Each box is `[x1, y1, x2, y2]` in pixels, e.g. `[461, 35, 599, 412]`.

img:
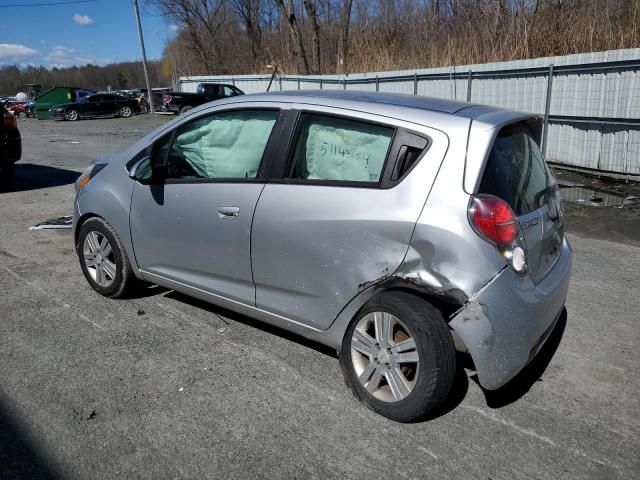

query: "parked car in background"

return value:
[162, 83, 243, 115]
[73, 91, 571, 422]
[35, 87, 96, 120]
[50, 93, 140, 121]
[0, 104, 21, 182]
[7, 101, 36, 119]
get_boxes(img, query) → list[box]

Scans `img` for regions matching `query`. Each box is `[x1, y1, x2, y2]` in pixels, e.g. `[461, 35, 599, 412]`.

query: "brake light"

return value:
[3, 113, 17, 129]
[469, 195, 528, 274]
[471, 196, 518, 245]
[162, 94, 172, 104]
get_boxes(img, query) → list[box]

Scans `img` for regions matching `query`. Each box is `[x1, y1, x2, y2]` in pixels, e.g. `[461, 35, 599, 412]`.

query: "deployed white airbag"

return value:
[300, 119, 392, 182]
[173, 111, 277, 178]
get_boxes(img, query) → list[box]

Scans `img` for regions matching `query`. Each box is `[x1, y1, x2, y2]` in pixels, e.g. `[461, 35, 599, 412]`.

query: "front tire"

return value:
[339, 292, 457, 422]
[65, 109, 79, 121]
[77, 217, 138, 298]
[180, 105, 193, 115]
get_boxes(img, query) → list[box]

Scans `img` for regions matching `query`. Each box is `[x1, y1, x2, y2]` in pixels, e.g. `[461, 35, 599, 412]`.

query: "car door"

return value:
[100, 94, 119, 116]
[129, 108, 281, 304]
[85, 95, 104, 116]
[251, 110, 438, 330]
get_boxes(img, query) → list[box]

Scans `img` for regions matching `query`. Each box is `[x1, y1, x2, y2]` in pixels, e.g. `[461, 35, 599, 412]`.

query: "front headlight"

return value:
[75, 163, 107, 193]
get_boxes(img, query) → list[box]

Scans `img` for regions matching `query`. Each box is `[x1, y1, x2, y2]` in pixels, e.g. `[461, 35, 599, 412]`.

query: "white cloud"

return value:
[0, 43, 39, 62]
[169, 24, 179, 32]
[43, 45, 109, 68]
[73, 14, 95, 26]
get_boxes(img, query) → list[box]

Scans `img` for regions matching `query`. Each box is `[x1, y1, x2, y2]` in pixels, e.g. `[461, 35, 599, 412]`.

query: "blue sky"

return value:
[0, 0, 176, 68]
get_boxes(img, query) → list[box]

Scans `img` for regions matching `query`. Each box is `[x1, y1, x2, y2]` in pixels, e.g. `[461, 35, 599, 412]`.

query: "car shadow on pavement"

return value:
[471, 308, 568, 409]
[163, 289, 471, 421]
[0, 396, 61, 479]
[0, 164, 80, 193]
[164, 290, 340, 358]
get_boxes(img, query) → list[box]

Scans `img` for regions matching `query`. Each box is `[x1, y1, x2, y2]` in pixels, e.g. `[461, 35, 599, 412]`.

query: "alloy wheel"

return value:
[350, 311, 420, 402]
[82, 231, 116, 287]
[120, 106, 132, 118]
[65, 110, 78, 121]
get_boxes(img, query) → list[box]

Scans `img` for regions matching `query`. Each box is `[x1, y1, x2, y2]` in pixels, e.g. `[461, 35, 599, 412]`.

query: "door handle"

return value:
[217, 206, 239, 220]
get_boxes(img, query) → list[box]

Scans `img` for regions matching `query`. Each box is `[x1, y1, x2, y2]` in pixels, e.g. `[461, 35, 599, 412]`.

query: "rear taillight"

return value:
[469, 195, 528, 274]
[3, 112, 17, 129]
[162, 94, 172, 104]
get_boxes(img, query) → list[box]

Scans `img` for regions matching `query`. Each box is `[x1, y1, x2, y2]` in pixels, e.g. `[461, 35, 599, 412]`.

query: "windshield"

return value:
[479, 122, 553, 216]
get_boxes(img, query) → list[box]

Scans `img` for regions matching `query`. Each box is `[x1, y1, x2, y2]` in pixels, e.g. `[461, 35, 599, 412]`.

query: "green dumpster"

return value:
[35, 87, 95, 120]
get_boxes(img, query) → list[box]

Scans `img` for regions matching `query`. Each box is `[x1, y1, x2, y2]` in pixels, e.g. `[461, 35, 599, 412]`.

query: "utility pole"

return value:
[132, 0, 154, 115]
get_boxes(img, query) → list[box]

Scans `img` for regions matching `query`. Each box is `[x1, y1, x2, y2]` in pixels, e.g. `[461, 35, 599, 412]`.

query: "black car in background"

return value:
[162, 83, 244, 114]
[0, 104, 21, 182]
[50, 93, 140, 121]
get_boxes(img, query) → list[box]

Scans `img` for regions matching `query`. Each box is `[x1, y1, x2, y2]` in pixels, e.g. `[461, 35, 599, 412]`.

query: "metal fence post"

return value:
[413, 73, 418, 95]
[297, 78, 300, 90]
[319, 79, 323, 90]
[466, 70, 472, 102]
[542, 63, 554, 157]
[449, 67, 454, 99]
[375, 75, 379, 92]
[279, 77, 282, 91]
[231, 77, 235, 86]
[343, 78, 347, 90]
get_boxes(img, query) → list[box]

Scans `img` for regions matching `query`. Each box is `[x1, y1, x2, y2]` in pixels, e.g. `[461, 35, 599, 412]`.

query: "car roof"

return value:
[240, 90, 512, 120]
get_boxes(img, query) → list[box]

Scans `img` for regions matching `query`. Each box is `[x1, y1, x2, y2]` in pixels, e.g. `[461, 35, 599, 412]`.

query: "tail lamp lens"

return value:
[3, 113, 17, 129]
[470, 195, 518, 245]
[162, 94, 172, 104]
[469, 195, 528, 274]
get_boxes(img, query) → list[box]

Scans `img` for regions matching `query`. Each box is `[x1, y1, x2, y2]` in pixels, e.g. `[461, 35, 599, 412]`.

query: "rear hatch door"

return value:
[478, 121, 563, 284]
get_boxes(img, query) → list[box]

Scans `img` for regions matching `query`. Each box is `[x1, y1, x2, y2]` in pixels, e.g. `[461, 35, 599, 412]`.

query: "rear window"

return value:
[479, 123, 552, 216]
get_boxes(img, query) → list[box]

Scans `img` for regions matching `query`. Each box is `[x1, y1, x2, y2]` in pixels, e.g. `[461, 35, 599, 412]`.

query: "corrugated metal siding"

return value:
[178, 48, 640, 177]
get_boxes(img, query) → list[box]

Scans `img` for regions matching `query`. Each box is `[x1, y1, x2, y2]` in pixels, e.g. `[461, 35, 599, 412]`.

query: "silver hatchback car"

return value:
[73, 91, 571, 422]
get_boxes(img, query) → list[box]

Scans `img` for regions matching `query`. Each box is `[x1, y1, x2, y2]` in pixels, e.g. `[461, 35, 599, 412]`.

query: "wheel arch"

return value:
[74, 176, 141, 278]
[327, 282, 467, 355]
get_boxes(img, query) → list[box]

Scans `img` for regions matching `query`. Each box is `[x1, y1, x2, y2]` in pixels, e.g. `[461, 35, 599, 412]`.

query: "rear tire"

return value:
[77, 217, 138, 298]
[119, 106, 132, 118]
[339, 292, 457, 422]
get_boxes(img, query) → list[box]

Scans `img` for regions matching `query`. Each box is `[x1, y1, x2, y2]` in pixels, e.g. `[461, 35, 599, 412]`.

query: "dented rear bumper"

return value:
[450, 237, 572, 390]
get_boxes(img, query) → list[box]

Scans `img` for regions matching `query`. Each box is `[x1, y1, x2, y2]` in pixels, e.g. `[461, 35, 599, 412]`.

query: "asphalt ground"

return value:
[0, 115, 638, 479]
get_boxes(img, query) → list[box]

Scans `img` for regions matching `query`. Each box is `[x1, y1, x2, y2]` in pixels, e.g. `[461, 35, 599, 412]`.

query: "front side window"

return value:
[479, 122, 552, 216]
[287, 114, 394, 183]
[166, 110, 278, 180]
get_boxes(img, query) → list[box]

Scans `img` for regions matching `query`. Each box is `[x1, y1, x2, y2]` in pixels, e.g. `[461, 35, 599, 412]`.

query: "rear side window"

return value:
[287, 114, 394, 183]
[479, 123, 552, 216]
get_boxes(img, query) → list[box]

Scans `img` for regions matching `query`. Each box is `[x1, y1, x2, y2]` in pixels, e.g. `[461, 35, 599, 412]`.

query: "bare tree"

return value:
[274, 0, 310, 74]
[152, 0, 227, 73]
[337, 0, 353, 75]
[303, 0, 322, 74]
[230, 0, 263, 67]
